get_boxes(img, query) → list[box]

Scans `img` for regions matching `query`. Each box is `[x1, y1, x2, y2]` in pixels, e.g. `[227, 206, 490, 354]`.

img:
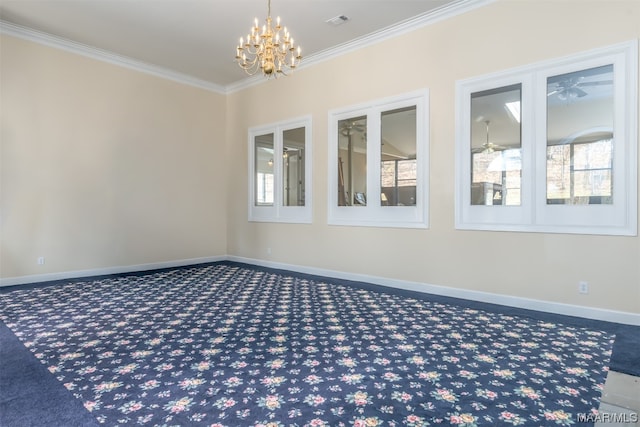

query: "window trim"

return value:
[455, 40, 637, 236]
[328, 90, 429, 229]
[248, 116, 312, 223]
[534, 47, 636, 234]
[456, 73, 534, 229]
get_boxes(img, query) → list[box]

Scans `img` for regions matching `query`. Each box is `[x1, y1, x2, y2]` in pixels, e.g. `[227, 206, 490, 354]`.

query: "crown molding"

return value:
[305, 0, 494, 68]
[2, 0, 493, 95]
[226, 0, 495, 93]
[0, 20, 226, 94]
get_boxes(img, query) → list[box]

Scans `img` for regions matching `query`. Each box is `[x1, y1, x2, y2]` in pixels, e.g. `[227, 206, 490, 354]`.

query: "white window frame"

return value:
[248, 116, 312, 223]
[455, 40, 637, 236]
[328, 90, 429, 228]
[457, 73, 535, 229]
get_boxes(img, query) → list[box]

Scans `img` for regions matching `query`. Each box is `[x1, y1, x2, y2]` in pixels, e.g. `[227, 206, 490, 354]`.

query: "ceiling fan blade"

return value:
[574, 88, 588, 97]
[547, 89, 561, 97]
[578, 80, 613, 87]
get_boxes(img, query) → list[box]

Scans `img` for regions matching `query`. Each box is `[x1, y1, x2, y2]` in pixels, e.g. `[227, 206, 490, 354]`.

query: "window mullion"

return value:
[273, 127, 283, 212]
[368, 109, 382, 209]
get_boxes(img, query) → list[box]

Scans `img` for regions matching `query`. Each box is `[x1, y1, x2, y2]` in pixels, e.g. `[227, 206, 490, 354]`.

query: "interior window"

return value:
[381, 106, 417, 207]
[255, 133, 274, 206]
[337, 116, 367, 206]
[546, 65, 614, 205]
[455, 40, 637, 235]
[248, 116, 312, 223]
[328, 89, 429, 228]
[283, 127, 306, 207]
[470, 85, 522, 206]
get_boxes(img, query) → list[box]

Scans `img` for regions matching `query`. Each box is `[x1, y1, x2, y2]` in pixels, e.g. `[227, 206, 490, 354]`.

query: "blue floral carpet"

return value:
[0, 263, 615, 426]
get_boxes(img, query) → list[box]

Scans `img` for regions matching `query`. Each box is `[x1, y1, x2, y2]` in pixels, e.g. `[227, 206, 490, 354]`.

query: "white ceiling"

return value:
[0, 0, 481, 92]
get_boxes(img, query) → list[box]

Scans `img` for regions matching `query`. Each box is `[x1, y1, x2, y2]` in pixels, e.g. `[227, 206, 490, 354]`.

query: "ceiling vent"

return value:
[325, 15, 350, 26]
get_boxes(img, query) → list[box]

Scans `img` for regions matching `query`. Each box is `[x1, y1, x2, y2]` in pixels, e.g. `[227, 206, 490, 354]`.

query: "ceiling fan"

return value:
[473, 120, 505, 154]
[340, 120, 365, 137]
[547, 75, 613, 100]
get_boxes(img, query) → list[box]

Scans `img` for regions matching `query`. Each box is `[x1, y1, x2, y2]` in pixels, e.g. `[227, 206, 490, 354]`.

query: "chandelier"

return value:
[235, 0, 302, 78]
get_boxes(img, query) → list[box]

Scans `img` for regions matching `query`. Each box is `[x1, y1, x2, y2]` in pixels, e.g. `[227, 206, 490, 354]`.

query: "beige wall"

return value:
[1, 35, 227, 278]
[226, 0, 640, 314]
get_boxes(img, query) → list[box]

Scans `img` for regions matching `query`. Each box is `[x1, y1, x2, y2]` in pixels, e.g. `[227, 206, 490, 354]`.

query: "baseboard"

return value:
[0, 256, 226, 288]
[227, 255, 640, 327]
[2, 254, 638, 326]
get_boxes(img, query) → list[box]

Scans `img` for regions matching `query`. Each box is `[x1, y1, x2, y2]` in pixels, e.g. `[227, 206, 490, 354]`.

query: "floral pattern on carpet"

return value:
[0, 263, 614, 426]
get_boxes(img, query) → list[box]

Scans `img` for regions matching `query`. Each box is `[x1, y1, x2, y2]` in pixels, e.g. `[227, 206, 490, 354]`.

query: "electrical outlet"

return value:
[266, 247, 272, 255]
[578, 281, 589, 294]
[37, 256, 45, 265]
